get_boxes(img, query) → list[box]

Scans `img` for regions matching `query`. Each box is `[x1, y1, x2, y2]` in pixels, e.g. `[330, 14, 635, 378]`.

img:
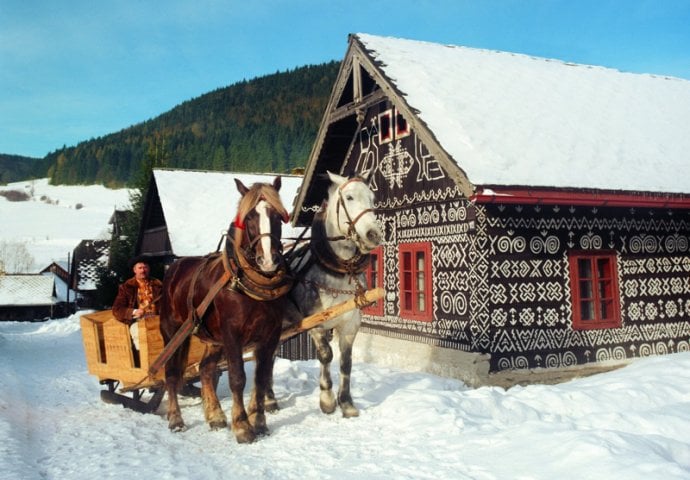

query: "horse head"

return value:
[233, 176, 289, 273]
[326, 171, 382, 254]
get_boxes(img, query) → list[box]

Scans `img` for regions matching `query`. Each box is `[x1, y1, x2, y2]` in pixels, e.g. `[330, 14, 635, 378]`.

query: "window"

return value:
[363, 246, 384, 316]
[568, 251, 621, 330]
[379, 108, 410, 143]
[395, 110, 410, 139]
[399, 242, 433, 321]
[378, 109, 393, 144]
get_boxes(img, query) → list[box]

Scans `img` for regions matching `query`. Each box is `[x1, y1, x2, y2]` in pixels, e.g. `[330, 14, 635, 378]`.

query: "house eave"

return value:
[471, 186, 690, 209]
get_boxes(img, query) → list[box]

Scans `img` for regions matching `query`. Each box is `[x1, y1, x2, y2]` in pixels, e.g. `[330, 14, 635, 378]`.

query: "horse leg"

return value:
[310, 328, 336, 414]
[225, 344, 255, 444]
[248, 343, 275, 436]
[199, 345, 227, 430]
[336, 327, 359, 418]
[263, 351, 279, 413]
[165, 339, 191, 432]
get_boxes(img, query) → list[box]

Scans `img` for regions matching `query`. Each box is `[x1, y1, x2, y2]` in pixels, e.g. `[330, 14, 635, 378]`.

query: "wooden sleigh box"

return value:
[80, 311, 208, 390]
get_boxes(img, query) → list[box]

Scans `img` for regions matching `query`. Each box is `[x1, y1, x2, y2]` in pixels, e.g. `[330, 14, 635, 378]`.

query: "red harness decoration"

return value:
[233, 213, 245, 230]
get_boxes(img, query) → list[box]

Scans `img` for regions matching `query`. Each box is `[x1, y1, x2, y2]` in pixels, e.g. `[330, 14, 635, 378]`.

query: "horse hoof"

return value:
[320, 391, 337, 414]
[234, 429, 256, 444]
[340, 404, 360, 418]
[209, 419, 227, 430]
[320, 401, 337, 415]
[169, 421, 186, 432]
[264, 399, 280, 413]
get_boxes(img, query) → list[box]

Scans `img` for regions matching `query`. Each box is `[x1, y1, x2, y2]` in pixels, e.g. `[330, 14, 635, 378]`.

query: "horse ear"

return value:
[273, 176, 282, 192]
[327, 171, 346, 187]
[235, 178, 249, 195]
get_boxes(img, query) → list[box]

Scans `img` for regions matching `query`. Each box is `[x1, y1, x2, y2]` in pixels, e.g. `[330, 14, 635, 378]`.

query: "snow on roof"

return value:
[356, 33, 690, 194]
[153, 169, 304, 257]
[72, 239, 109, 291]
[0, 275, 56, 306]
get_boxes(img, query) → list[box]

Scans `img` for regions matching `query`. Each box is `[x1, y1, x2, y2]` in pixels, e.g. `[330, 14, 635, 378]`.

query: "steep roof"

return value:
[150, 169, 304, 257]
[353, 33, 690, 194]
[70, 239, 109, 291]
[0, 275, 56, 306]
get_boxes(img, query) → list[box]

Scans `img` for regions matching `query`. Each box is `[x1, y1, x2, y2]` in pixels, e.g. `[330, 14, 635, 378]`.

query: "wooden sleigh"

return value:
[80, 287, 383, 413]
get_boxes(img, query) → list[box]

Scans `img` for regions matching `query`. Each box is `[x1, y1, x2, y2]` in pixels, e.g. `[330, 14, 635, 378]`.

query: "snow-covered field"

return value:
[1, 315, 690, 479]
[2, 179, 690, 478]
[0, 178, 131, 271]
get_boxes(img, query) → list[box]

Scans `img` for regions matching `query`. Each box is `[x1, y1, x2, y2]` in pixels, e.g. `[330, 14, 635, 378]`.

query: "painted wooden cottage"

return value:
[292, 33, 690, 386]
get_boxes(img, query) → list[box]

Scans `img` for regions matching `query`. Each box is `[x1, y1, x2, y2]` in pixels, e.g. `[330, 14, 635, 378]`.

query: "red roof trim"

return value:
[470, 188, 690, 209]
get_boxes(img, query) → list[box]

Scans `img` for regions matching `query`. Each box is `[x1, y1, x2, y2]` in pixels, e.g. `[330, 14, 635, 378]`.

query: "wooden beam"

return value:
[328, 90, 387, 124]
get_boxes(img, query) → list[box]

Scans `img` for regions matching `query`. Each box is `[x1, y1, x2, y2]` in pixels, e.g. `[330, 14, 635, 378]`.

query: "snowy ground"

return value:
[1, 314, 690, 479]
[0, 178, 130, 271]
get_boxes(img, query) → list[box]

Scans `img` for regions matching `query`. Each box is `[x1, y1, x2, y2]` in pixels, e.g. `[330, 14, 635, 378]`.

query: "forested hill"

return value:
[43, 61, 340, 186]
[0, 154, 44, 184]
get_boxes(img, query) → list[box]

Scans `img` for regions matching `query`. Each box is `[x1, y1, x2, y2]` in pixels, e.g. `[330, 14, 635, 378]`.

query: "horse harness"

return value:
[147, 220, 292, 377]
[187, 225, 293, 324]
[289, 179, 375, 309]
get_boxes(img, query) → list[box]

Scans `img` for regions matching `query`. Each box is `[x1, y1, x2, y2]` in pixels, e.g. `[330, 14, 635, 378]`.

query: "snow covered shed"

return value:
[0, 274, 58, 321]
[293, 33, 690, 386]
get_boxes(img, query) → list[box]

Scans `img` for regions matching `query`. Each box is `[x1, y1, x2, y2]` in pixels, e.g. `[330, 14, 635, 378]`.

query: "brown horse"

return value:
[159, 176, 292, 443]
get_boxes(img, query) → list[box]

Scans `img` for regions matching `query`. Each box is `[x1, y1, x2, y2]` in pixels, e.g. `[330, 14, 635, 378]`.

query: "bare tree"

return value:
[0, 240, 35, 274]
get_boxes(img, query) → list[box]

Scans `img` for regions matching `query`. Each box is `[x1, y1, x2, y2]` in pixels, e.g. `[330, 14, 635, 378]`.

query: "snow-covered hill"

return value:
[0, 178, 131, 271]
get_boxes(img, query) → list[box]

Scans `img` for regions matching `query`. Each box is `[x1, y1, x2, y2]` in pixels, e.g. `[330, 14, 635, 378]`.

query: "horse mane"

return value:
[236, 182, 289, 224]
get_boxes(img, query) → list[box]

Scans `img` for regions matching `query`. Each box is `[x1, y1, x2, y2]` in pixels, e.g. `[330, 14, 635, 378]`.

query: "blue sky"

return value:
[1, 0, 689, 159]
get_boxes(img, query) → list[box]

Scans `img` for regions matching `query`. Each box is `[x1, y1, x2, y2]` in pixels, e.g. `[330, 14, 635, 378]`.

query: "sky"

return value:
[2, 314, 690, 479]
[1, 0, 689, 159]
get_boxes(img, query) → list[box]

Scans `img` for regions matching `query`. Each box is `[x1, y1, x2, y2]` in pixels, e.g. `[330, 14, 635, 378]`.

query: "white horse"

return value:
[275, 172, 383, 417]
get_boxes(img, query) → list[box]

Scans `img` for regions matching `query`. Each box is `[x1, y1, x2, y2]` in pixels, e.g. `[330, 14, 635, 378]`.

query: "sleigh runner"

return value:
[80, 287, 383, 413]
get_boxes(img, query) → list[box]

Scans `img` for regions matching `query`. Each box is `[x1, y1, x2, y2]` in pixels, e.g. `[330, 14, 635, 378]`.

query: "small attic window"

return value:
[378, 109, 393, 144]
[395, 110, 410, 139]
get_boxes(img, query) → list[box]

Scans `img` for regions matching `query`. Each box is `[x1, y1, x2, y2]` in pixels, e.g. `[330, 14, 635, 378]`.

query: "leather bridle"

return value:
[331, 177, 376, 250]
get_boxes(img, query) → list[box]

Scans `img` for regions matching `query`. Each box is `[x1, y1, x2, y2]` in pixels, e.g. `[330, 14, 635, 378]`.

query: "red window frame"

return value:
[399, 242, 433, 321]
[363, 246, 384, 316]
[568, 250, 621, 330]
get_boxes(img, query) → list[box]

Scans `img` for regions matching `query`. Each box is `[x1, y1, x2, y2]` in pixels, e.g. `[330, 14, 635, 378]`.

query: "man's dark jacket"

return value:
[111, 277, 163, 325]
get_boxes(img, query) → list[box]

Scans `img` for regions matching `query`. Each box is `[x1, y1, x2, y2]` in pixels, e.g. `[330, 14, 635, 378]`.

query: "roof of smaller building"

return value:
[71, 239, 109, 291]
[0, 275, 56, 306]
[355, 33, 690, 194]
[152, 169, 305, 257]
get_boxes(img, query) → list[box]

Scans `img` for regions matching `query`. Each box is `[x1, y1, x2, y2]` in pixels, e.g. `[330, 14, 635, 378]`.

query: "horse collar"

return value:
[224, 226, 293, 301]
